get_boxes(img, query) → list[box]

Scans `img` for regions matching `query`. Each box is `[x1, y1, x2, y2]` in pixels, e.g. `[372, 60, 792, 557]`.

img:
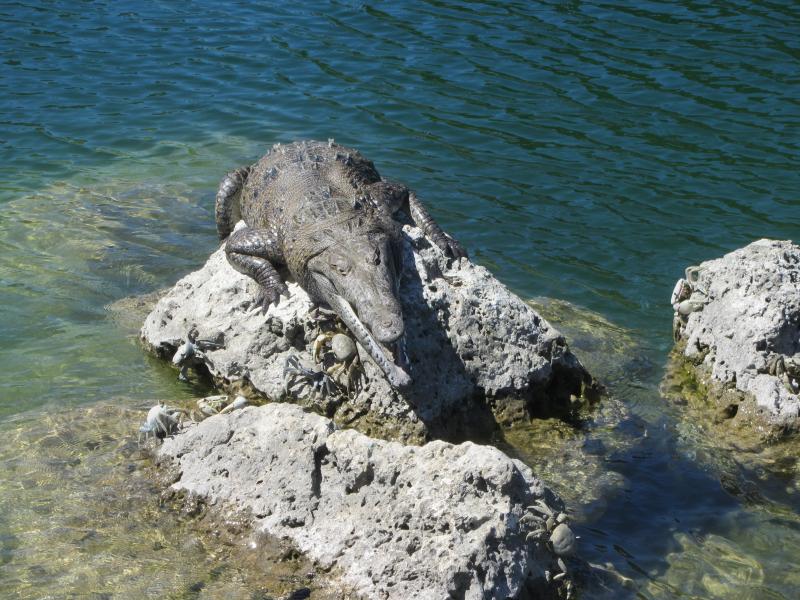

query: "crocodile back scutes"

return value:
[237, 140, 397, 284]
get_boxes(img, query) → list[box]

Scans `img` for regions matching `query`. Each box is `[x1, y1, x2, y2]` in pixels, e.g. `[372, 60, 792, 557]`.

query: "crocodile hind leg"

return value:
[407, 191, 467, 260]
[225, 227, 289, 312]
[215, 166, 250, 240]
[366, 181, 467, 260]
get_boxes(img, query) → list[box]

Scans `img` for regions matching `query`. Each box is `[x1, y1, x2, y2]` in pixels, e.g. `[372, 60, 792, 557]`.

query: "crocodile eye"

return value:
[371, 247, 381, 266]
[329, 255, 351, 276]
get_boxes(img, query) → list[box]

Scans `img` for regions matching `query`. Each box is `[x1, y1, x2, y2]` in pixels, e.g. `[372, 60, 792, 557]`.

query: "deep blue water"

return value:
[1, 1, 799, 597]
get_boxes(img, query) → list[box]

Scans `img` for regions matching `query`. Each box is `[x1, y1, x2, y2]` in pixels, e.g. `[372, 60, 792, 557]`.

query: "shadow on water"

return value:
[583, 415, 743, 597]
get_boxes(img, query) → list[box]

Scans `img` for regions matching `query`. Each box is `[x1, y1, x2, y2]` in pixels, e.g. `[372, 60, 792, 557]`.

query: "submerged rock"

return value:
[158, 403, 573, 600]
[668, 239, 800, 439]
[141, 224, 595, 442]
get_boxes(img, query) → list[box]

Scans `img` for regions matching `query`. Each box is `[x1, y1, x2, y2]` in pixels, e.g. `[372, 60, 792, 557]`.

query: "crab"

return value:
[138, 402, 189, 443]
[766, 354, 800, 394]
[670, 277, 692, 307]
[522, 498, 579, 598]
[313, 331, 363, 396]
[283, 354, 339, 402]
[193, 394, 250, 421]
[280, 307, 368, 402]
[196, 394, 228, 417]
[670, 268, 708, 342]
[301, 306, 366, 395]
[171, 327, 224, 382]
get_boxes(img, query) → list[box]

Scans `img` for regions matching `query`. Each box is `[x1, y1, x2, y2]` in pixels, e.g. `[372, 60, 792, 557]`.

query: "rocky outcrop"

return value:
[670, 239, 800, 436]
[158, 403, 571, 600]
[141, 224, 595, 442]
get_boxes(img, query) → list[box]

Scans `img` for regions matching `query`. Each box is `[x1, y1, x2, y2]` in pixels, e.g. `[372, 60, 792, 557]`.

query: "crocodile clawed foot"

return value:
[253, 284, 290, 314]
[439, 235, 468, 262]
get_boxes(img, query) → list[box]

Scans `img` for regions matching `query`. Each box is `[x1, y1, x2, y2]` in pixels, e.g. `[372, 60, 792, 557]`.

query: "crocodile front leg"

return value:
[225, 227, 289, 312]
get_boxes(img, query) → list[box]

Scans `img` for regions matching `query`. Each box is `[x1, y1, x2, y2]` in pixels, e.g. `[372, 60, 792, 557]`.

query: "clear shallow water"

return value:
[0, 402, 331, 600]
[1, 1, 799, 597]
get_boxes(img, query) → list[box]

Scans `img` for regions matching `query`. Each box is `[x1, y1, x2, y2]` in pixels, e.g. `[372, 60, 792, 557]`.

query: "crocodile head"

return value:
[305, 231, 411, 387]
[307, 233, 404, 344]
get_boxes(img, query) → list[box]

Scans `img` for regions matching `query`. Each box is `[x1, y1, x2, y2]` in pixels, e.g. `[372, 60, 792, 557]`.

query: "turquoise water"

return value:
[1, 1, 799, 597]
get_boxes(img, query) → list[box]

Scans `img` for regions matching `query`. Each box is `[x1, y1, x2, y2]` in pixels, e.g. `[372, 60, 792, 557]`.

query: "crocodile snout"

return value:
[373, 316, 404, 345]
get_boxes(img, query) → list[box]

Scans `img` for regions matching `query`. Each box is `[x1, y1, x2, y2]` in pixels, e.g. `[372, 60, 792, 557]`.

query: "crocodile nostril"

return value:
[375, 318, 403, 344]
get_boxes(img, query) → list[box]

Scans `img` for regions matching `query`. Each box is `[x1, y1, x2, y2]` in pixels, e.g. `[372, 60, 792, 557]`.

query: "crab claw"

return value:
[220, 395, 248, 414]
[528, 499, 555, 517]
[521, 512, 543, 527]
[313, 334, 329, 363]
[677, 298, 705, 315]
[526, 530, 546, 542]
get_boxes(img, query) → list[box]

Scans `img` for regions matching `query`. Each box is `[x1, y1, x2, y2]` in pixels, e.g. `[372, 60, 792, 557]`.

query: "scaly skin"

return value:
[215, 140, 466, 387]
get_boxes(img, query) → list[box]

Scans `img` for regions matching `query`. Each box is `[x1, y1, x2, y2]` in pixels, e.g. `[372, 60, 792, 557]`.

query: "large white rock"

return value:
[673, 239, 800, 431]
[159, 403, 567, 599]
[141, 224, 593, 441]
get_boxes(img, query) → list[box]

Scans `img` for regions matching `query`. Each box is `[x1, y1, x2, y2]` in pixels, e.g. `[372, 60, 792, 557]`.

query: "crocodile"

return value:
[215, 140, 467, 388]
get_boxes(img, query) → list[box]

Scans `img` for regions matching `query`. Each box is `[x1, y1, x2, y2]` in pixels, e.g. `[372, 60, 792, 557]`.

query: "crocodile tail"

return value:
[214, 166, 251, 240]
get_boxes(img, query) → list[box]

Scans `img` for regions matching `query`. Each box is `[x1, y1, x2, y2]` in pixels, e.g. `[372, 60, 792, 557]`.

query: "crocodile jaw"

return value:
[327, 293, 411, 389]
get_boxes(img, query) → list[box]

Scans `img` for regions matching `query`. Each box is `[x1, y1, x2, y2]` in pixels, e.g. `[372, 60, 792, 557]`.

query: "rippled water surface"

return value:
[1, 1, 799, 598]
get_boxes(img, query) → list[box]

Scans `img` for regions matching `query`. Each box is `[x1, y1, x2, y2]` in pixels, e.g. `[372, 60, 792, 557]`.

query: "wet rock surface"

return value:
[670, 239, 800, 437]
[158, 403, 570, 600]
[141, 224, 594, 443]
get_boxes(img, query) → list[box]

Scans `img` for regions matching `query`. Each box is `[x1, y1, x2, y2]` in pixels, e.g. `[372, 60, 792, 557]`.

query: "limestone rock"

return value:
[141, 224, 593, 442]
[159, 403, 567, 600]
[671, 239, 800, 433]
